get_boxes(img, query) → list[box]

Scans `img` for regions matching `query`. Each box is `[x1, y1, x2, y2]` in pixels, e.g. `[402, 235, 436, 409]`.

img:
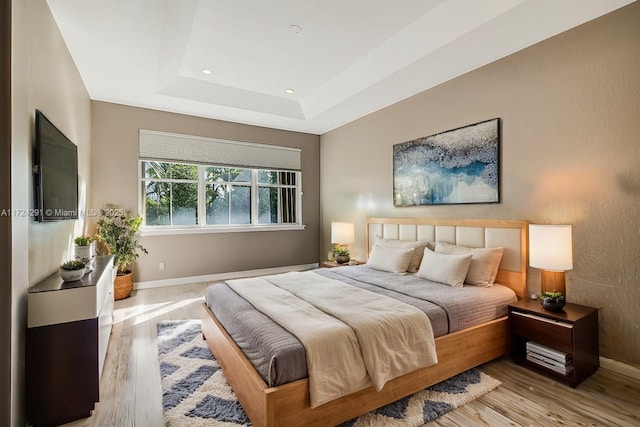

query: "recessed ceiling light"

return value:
[285, 88, 295, 94]
[201, 69, 212, 75]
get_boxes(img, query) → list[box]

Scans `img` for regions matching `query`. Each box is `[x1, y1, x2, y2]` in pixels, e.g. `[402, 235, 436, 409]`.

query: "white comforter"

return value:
[226, 271, 438, 407]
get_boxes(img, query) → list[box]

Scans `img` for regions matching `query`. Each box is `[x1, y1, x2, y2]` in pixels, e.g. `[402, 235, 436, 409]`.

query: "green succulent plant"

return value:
[333, 246, 350, 256]
[74, 235, 95, 246]
[60, 260, 86, 271]
[541, 290, 565, 300]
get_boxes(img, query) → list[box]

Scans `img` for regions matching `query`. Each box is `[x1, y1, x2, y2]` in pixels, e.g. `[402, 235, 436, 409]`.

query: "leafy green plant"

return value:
[541, 290, 564, 300]
[60, 260, 86, 271]
[540, 289, 566, 311]
[333, 246, 350, 256]
[74, 235, 95, 246]
[97, 205, 148, 275]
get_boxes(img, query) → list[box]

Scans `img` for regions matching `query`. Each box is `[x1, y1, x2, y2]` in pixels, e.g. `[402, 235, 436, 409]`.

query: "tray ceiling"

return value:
[47, 0, 633, 134]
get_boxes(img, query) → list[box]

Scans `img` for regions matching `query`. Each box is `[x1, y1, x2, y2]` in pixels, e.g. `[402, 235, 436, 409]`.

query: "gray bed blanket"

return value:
[205, 283, 308, 386]
[316, 266, 517, 333]
[204, 265, 516, 387]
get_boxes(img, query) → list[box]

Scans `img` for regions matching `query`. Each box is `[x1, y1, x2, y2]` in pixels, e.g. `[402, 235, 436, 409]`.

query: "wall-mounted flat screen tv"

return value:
[34, 109, 79, 222]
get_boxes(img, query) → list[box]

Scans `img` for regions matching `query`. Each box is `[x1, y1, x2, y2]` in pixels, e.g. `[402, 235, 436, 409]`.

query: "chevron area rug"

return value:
[157, 320, 501, 426]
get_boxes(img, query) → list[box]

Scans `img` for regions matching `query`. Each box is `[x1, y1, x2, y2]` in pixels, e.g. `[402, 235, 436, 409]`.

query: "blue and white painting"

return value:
[393, 119, 500, 206]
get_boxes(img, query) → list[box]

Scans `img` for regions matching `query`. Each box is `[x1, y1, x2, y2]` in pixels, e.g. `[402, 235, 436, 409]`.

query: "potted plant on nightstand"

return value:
[540, 290, 566, 312]
[96, 205, 148, 300]
[333, 246, 351, 264]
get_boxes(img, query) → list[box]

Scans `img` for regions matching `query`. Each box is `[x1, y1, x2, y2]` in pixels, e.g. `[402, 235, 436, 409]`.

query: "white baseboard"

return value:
[134, 263, 319, 290]
[600, 357, 640, 381]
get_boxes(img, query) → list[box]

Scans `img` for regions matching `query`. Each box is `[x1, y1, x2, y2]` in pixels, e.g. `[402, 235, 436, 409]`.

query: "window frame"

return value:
[138, 160, 304, 235]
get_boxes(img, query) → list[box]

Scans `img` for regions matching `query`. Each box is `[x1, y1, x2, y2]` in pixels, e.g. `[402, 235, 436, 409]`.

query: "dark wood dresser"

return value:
[26, 255, 114, 426]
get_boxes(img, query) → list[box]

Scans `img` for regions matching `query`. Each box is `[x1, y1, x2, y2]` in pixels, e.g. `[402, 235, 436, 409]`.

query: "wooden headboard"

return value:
[366, 218, 528, 300]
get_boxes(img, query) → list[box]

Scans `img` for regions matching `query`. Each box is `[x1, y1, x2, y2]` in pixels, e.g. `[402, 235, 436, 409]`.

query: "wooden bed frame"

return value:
[202, 218, 528, 427]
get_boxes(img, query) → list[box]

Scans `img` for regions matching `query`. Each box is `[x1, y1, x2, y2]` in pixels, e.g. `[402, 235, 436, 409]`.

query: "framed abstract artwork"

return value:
[393, 118, 500, 206]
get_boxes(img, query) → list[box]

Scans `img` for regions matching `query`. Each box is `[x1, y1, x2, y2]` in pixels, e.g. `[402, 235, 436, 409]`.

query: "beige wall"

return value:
[91, 102, 321, 282]
[321, 3, 640, 368]
[26, 14, 93, 286]
[11, 1, 93, 425]
[2, 0, 12, 424]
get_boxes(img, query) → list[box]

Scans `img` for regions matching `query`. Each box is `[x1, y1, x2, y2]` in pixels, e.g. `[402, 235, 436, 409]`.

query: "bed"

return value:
[201, 217, 528, 426]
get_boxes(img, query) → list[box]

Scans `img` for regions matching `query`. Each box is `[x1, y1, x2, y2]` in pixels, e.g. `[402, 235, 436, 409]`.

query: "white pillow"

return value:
[416, 249, 472, 287]
[367, 245, 415, 273]
[375, 237, 434, 273]
[434, 242, 504, 286]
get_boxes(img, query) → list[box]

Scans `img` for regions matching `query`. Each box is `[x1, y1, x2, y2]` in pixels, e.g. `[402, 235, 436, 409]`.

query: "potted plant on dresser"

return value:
[96, 205, 148, 300]
[59, 260, 87, 282]
[74, 235, 96, 264]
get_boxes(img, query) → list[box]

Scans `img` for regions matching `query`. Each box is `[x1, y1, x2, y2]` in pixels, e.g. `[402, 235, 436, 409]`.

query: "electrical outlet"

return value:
[159, 261, 165, 271]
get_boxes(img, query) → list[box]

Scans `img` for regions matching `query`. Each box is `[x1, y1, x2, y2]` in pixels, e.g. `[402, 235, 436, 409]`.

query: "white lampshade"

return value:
[331, 222, 355, 244]
[529, 224, 573, 271]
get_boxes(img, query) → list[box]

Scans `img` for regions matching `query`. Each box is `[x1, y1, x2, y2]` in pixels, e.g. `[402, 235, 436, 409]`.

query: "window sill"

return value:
[139, 224, 306, 236]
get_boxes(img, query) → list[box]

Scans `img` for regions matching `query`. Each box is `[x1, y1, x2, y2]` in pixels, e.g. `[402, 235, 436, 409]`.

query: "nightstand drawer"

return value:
[510, 311, 573, 353]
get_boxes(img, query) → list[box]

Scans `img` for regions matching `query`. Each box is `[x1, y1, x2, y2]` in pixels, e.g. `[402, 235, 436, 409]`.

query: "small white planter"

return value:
[59, 268, 85, 282]
[75, 241, 96, 263]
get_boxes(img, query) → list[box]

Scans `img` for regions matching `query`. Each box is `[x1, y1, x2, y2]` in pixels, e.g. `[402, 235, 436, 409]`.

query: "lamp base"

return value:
[540, 270, 566, 297]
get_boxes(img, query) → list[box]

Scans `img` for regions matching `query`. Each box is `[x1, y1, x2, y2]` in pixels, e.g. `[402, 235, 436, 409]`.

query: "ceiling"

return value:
[47, 0, 633, 135]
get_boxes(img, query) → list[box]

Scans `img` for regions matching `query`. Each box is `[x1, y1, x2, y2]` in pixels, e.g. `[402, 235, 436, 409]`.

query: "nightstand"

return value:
[319, 260, 364, 268]
[508, 299, 599, 387]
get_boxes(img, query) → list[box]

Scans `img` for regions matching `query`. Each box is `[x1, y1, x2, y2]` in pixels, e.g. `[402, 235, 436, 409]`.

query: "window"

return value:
[205, 167, 252, 225]
[256, 170, 297, 224]
[142, 162, 199, 226]
[141, 161, 301, 231]
[138, 130, 302, 233]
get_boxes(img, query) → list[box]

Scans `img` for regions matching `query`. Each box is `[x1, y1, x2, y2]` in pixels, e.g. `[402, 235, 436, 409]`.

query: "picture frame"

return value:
[393, 118, 500, 206]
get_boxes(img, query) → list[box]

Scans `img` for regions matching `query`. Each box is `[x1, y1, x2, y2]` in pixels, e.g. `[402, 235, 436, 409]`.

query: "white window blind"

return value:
[139, 129, 301, 171]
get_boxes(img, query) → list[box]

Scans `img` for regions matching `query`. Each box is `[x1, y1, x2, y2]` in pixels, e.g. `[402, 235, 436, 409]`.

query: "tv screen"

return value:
[35, 110, 79, 222]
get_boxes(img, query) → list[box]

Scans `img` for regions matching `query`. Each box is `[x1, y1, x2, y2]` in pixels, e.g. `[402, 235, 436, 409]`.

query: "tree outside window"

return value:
[141, 161, 300, 229]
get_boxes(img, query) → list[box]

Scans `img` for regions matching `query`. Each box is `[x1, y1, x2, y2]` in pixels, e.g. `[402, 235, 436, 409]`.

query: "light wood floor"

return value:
[63, 283, 640, 427]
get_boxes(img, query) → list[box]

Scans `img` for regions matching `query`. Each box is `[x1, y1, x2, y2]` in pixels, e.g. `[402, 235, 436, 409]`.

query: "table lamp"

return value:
[331, 222, 355, 263]
[529, 224, 573, 297]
